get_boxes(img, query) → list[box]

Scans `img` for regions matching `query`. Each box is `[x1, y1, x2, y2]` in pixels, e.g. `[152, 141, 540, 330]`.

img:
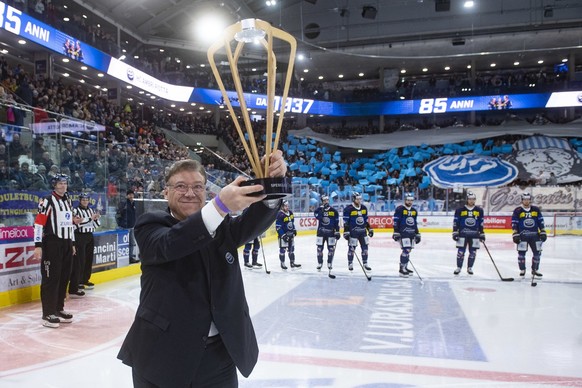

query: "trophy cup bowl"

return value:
[207, 18, 296, 200]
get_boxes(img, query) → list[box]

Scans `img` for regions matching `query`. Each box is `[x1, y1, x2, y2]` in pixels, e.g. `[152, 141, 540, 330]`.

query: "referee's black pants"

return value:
[71, 232, 94, 290]
[40, 236, 73, 316]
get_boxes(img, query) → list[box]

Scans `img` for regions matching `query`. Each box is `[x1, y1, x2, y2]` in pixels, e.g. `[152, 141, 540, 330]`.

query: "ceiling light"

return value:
[81, 66, 87, 70]
[514, 61, 520, 66]
[150, 96, 156, 99]
[444, 66, 450, 70]
[466, 65, 471, 69]
[126, 85, 132, 89]
[318, 76, 323, 80]
[159, 49, 164, 52]
[62, 58, 69, 62]
[422, 68, 428, 72]
[400, 69, 406, 74]
[338, 74, 344, 78]
[82, 14, 87, 19]
[538, 60, 544, 64]
[63, 17, 70, 22]
[170, 104, 176, 108]
[358, 73, 364, 77]
[562, 58, 568, 63]
[490, 63, 496, 67]
[18, 39, 26, 44]
[97, 73, 104, 77]
[63, 73, 69, 77]
[463, 1, 474, 8]
[298, 54, 305, 60]
[80, 79, 85, 83]
[303, 69, 309, 73]
[0, 49, 8, 54]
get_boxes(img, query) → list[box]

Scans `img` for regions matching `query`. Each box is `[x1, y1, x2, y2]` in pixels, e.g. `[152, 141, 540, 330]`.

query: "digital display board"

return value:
[2, 1, 581, 117]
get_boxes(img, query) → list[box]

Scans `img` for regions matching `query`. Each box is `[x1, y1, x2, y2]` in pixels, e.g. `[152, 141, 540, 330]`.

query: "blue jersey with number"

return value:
[511, 205, 545, 241]
[343, 204, 368, 237]
[276, 210, 295, 237]
[393, 205, 419, 238]
[453, 205, 484, 238]
[315, 205, 339, 237]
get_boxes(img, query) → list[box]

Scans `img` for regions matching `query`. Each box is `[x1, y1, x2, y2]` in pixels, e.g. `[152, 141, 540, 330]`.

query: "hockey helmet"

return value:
[50, 173, 69, 187]
[282, 199, 289, 206]
[352, 192, 362, 201]
[321, 195, 329, 202]
[405, 192, 415, 201]
[79, 193, 90, 200]
[466, 191, 477, 200]
[521, 192, 531, 201]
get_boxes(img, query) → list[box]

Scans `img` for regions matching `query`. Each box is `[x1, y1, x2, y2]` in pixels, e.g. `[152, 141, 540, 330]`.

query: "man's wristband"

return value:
[214, 195, 231, 213]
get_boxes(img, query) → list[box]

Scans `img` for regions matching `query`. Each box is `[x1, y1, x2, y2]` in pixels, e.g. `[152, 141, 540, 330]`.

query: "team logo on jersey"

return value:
[464, 218, 476, 227]
[406, 217, 415, 226]
[225, 252, 235, 264]
[356, 216, 365, 225]
[423, 154, 518, 188]
[321, 217, 331, 226]
[286, 222, 294, 230]
[524, 219, 536, 228]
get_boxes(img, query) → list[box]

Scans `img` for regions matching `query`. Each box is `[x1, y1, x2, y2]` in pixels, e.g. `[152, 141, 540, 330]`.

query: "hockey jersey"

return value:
[393, 205, 419, 238]
[453, 205, 484, 238]
[342, 204, 368, 237]
[511, 205, 545, 241]
[314, 205, 339, 237]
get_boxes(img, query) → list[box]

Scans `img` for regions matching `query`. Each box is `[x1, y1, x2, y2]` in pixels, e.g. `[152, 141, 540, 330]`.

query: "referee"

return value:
[69, 193, 100, 296]
[34, 174, 81, 328]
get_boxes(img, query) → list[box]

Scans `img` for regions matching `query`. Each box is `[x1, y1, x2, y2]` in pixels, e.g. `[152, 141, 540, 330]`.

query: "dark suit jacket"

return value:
[117, 201, 279, 387]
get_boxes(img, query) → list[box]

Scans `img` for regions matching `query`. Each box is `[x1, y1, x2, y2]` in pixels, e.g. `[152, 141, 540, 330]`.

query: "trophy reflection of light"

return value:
[207, 19, 296, 198]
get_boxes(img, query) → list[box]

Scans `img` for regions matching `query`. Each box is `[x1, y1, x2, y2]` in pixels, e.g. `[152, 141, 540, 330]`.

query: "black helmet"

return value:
[50, 173, 69, 187]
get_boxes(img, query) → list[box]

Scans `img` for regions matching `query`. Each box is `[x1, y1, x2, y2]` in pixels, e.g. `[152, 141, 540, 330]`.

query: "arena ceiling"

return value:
[66, 0, 582, 82]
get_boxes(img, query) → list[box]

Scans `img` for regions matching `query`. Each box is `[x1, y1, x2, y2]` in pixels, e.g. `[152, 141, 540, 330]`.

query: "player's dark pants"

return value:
[518, 239, 542, 271]
[317, 236, 337, 265]
[40, 236, 73, 316]
[347, 235, 368, 264]
[456, 238, 479, 268]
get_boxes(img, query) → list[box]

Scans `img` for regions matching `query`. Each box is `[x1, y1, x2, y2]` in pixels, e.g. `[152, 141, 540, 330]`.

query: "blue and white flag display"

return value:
[423, 154, 518, 188]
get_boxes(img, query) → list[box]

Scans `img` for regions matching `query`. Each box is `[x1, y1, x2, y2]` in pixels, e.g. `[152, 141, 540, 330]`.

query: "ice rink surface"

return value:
[1, 232, 581, 387]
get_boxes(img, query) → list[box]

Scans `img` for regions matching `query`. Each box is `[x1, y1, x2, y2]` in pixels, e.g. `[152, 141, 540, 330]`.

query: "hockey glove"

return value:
[452, 231, 459, 241]
[368, 229, 374, 237]
[392, 232, 401, 242]
[539, 231, 547, 242]
[286, 231, 294, 241]
[334, 231, 341, 240]
[479, 233, 486, 242]
[343, 231, 350, 240]
[415, 234, 421, 244]
[512, 233, 520, 244]
[293, 230, 297, 236]
[282, 234, 290, 243]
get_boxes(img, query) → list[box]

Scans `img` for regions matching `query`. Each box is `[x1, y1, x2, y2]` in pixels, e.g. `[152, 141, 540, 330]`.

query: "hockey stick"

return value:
[407, 259, 423, 282]
[353, 250, 372, 281]
[531, 273, 538, 287]
[482, 242, 514, 282]
[328, 265, 336, 279]
[258, 236, 270, 275]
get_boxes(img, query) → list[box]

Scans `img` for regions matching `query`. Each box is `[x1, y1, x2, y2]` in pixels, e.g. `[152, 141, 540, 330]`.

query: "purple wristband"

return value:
[214, 195, 231, 213]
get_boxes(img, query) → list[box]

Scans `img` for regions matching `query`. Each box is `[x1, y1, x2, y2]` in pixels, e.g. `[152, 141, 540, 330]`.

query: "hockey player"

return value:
[392, 192, 421, 277]
[276, 200, 301, 270]
[342, 192, 373, 271]
[511, 192, 547, 277]
[452, 191, 485, 275]
[243, 237, 262, 269]
[314, 195, 340, 270]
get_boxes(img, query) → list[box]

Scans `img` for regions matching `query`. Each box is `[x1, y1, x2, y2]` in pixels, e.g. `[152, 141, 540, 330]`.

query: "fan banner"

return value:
[423, 154, 518, 188]
[502, 136, 582, 184]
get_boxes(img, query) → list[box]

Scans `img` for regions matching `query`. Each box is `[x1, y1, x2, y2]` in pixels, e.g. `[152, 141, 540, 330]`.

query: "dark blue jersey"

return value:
[342, 204, 368, 237]
[393, 205, 419, 238]
[512, 205, 545, 241]
[314, 205, 339, 237]
[276, 210, 295, 237]
[453, 205, 484, 238]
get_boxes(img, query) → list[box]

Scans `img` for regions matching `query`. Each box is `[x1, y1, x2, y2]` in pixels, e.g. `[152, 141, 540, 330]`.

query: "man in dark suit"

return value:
[118, 151, 287, 387]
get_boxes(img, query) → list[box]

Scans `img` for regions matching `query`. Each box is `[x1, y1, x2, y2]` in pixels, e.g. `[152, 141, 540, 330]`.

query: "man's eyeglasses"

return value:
[167, 183, 206, 194]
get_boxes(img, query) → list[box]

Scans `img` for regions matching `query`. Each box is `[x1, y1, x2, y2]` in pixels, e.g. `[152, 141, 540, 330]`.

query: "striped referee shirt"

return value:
[74, 206, 101, 233]
[34, 192, 75, 246]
